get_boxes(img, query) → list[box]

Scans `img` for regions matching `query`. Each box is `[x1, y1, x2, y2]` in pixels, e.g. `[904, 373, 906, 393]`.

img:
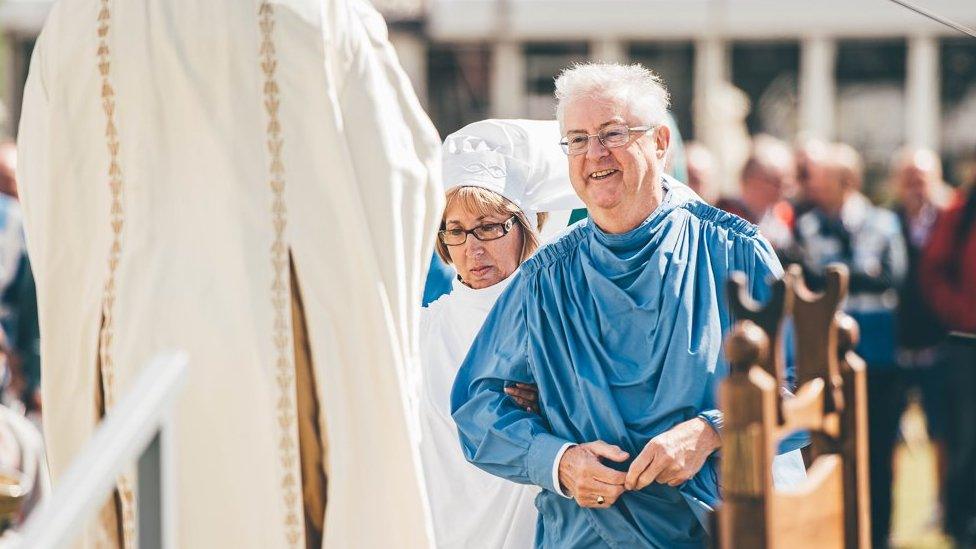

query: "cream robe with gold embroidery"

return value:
[17, 0, 440, 547]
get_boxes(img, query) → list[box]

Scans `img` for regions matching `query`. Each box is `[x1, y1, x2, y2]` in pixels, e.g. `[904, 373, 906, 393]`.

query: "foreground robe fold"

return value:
[452, 180, 789, 548]
[18, 0, 440, 547]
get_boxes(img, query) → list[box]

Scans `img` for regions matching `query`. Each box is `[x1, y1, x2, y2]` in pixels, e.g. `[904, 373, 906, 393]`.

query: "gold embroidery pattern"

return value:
[96, 0, 136, 546]
[259, 3, 303, 546]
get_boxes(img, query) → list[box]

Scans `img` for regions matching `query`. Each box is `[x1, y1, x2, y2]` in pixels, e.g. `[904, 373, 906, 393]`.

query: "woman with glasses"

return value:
[417, 119, 582, 548]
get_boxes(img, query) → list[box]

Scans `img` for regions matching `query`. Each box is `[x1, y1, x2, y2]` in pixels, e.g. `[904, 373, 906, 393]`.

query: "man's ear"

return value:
[655, 125, 672, 160]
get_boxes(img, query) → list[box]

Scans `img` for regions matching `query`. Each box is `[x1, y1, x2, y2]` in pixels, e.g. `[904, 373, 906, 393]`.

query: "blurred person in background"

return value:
[921, 160, 976, 546]
[0, 366, 48, 540]
[0, 142, 46, 540]
[685, 141, 717, 204]
[0, 142, 24, 321]
[0, 142, 39, 413]
[889, 147, 952, 534]
[1, 260, 40, 414]
[793, 136, 830, 219]
[794, 142, 908, 549]
[717, 134, 799, 265]
[921, 163, 976, 336]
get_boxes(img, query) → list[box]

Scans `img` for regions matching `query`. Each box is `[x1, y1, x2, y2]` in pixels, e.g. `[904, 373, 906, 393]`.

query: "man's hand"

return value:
[558, 441, 629, 508]
[625, 417, 720, 491]
[504, 383, 539, 413]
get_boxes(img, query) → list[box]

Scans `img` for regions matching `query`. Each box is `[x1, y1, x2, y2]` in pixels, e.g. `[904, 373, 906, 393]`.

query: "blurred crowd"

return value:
[0, 140, 46, 536]
[688, 134, 976, 548]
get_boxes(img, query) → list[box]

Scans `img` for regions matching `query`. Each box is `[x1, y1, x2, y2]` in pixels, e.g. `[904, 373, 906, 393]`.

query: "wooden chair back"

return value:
[715, 264, 871, 548]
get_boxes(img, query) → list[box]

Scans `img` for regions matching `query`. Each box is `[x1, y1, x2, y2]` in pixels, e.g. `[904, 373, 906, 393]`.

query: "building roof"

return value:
[428, 0, 975, 41]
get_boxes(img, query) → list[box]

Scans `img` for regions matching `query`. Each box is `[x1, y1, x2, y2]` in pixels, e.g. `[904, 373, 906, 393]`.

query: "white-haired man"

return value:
[451, 63, 805, 546]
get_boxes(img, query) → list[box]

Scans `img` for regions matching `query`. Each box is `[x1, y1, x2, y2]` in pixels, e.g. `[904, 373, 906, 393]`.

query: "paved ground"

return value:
[891, 402, 952, 548]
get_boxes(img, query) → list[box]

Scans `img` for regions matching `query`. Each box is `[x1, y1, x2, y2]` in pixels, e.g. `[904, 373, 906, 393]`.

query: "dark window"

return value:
[835, 39, 907, 196]
[629, 42, 696, 140]
[426, 44, 492, 137]
[524, 43, 589, 119]
[837, 40, 907, 83]
[731, 41, 800, 139]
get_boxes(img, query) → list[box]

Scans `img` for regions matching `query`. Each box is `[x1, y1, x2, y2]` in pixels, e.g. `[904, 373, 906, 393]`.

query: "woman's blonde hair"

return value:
[436, 186, 549, 266]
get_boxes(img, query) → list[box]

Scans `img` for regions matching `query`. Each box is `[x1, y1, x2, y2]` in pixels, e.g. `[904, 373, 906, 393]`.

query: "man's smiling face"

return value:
[563, 95, 669, 226]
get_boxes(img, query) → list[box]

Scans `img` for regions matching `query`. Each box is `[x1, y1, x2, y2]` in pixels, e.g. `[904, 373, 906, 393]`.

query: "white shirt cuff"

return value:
[551, 443, 575, 498]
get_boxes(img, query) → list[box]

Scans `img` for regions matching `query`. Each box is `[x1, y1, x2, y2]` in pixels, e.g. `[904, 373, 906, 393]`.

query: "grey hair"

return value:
[554, 62, 671, 131]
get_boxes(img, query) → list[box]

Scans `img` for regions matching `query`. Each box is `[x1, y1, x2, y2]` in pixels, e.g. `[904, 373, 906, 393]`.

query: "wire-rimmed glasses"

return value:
[559, 124, 655, 156]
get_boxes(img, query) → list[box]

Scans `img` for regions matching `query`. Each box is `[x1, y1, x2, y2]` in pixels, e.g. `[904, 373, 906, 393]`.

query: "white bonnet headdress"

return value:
[441, 119, 584, 229]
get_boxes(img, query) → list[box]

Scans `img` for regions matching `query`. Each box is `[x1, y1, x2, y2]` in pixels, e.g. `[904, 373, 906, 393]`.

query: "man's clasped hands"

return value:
[556, 417, 721, 509]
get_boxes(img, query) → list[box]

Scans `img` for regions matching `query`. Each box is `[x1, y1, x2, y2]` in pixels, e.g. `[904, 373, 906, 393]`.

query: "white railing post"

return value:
[16, 352, 188, 549]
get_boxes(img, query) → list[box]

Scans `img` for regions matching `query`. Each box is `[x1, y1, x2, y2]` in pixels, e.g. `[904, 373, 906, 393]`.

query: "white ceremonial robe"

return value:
[418, 276, 540, 549]
[18, 0, 440, 547]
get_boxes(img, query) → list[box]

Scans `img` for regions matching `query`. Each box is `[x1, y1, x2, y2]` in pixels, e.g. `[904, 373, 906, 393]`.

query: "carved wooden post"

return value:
[788, 264, 848, 457]
[717, 264, 869, 549]
[836, 313, 872, 548]
[727, 273, 789, 384]
[719, 320, 778, 549]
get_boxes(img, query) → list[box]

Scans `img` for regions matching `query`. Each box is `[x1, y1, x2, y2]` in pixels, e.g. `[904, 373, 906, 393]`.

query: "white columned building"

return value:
[906, 34, 941, 150]
[799, 36, 837, 141]
[590, 39, 626, 65]
[2, 0, 973, 162]
[694, 37, 741, 195]
[490, 41, 526, 118]
[693, 37, 730, 137]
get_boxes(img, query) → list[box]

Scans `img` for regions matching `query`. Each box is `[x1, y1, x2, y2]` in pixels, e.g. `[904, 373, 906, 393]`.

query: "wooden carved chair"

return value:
[715, 264, 871, 548]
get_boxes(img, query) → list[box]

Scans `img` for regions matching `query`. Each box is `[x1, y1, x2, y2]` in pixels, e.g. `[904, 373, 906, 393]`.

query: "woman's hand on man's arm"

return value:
[504, 382, 540, 413]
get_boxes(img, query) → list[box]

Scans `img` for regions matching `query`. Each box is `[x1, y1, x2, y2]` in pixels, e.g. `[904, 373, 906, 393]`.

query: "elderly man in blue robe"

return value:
[451, 62, 805, 547]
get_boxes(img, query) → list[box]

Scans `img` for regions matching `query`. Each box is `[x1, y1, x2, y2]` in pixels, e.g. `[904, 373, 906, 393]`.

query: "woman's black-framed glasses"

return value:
[439, 216, 517, 246]
[559, 124, 655, 156]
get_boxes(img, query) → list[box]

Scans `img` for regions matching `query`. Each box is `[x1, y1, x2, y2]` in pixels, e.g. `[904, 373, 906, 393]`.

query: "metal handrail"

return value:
[949, 331, 976, 347]
[15, 352, 188, 549]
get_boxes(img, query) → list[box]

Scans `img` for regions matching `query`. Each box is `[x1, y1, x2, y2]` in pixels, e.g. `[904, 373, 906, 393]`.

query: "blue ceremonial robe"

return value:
[451, 179, 791, 548]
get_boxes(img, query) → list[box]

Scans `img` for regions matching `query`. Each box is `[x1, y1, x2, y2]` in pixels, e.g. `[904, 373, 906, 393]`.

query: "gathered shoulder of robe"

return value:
[418, 275, 540, 548]
[451, 178, 788, 548]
